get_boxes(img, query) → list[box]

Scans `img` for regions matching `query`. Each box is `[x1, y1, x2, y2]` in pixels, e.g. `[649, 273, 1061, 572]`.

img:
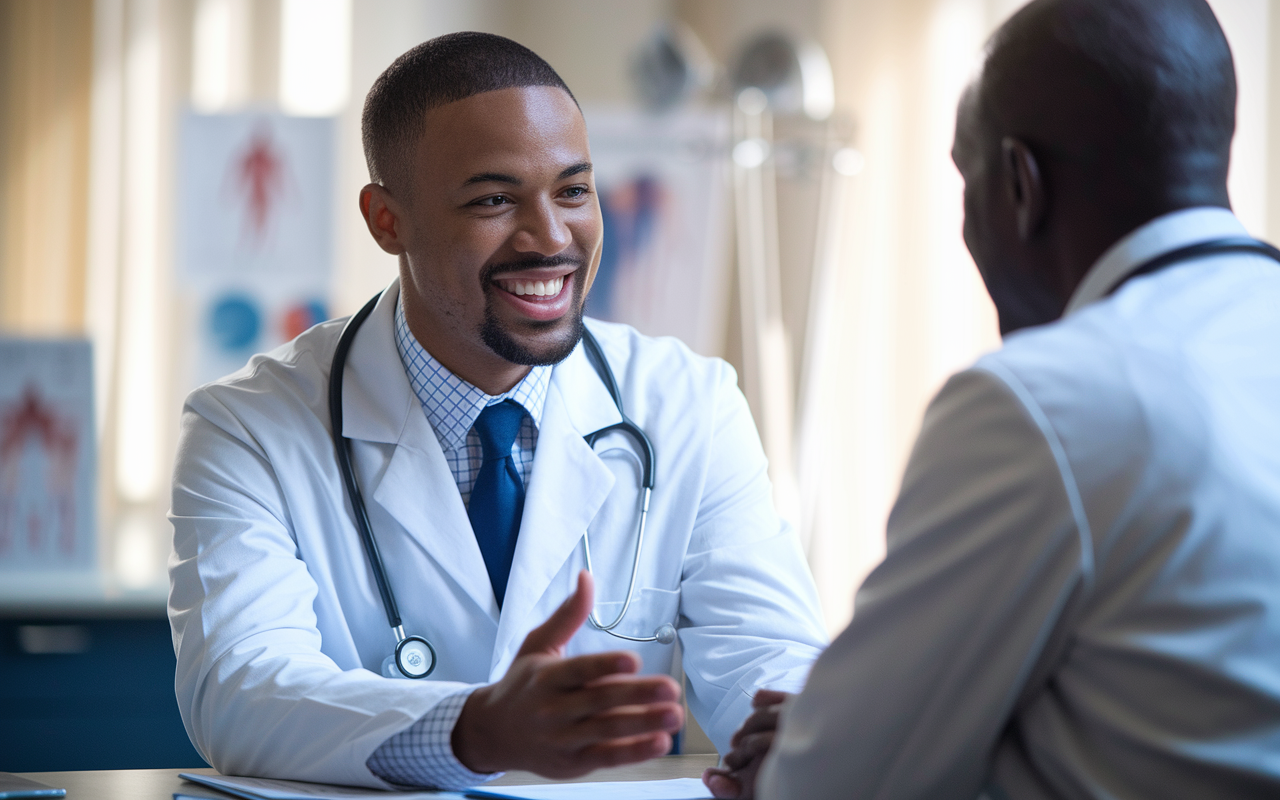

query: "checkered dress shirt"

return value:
[391, 296, 548, 506]
[365, 296, 550, 789]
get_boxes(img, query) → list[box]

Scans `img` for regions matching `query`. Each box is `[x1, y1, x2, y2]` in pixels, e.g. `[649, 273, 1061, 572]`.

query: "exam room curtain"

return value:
[0, 0, 94, 334]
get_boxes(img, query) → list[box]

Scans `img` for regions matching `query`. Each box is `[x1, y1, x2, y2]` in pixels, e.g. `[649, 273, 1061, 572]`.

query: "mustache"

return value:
[482, 255, 584, 283]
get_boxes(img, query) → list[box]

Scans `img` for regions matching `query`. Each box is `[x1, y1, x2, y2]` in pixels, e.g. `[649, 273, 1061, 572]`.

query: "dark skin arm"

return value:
[452, 570, 685, 777]
[702, 690, 793, 799]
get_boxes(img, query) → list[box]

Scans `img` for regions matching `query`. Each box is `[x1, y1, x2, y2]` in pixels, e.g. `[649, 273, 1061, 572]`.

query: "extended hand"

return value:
[702, 689, 793, 799]
[452, 570, 684, 777]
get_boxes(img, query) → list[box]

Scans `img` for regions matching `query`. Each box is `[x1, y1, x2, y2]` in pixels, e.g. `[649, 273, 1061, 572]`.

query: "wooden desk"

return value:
[18, 755, 718, 798]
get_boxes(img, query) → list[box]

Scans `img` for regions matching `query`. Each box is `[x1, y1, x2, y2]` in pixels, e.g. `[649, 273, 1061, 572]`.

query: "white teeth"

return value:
[503, 276, 564, 297]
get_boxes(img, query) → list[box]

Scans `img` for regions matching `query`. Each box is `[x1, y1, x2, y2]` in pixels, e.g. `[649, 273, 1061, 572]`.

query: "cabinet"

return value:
[0, 613, 207, 771]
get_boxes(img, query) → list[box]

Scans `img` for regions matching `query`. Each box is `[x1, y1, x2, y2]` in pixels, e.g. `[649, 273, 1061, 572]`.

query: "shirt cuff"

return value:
[365, 688, 503, 790]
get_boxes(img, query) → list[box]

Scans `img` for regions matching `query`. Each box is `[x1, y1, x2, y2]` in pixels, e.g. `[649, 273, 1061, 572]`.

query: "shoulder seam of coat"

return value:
[975, 361, 1096, 590]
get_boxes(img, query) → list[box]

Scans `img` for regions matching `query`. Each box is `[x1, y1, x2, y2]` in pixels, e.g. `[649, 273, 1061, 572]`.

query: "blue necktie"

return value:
[468, 400, 526, 607]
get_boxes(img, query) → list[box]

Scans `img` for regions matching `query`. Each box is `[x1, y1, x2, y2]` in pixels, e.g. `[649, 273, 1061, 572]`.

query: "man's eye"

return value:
[474, 196, 510, 207]
[563, 186, 587, 199]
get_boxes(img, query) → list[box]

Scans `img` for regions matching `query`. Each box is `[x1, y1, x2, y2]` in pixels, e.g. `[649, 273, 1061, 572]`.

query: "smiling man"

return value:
[168, 32, 826, 791]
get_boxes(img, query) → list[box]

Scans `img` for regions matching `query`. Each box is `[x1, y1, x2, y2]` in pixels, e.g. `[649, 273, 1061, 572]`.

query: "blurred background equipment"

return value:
[629, 22, 718, 113]
[728, 30, 839, 546]
[730, 30, 834, 121]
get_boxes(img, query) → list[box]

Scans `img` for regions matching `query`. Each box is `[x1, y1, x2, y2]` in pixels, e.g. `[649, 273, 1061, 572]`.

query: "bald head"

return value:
[954, 0, 1237, 335]
[980, 0, 1234, 201]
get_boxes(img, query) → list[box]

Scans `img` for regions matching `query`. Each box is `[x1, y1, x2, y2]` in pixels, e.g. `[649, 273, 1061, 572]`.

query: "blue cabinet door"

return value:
[0, 617, 208, 771]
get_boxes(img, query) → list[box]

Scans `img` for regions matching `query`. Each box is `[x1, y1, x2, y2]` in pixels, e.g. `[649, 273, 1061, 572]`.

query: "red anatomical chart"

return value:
[0, 387, 79, 558]
[0, 339, 95, 570]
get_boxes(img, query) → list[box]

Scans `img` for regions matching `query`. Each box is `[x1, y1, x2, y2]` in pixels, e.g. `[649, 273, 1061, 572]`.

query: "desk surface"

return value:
[18, 755, 718, 799]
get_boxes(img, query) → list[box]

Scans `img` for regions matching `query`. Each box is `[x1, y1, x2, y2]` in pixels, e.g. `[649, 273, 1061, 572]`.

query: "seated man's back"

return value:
[984, 213, 1280, 796]
[722, 1, 1280, 798]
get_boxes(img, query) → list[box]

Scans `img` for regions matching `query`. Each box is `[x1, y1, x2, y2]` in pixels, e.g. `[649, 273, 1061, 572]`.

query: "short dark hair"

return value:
[361, 32, 577, 196]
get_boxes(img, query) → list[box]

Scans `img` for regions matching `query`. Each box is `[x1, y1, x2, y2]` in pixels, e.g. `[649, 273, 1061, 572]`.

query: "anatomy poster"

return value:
[584, 109, 732, 357]
[176, 112, 335, 388]
[0, 339, 95, 570]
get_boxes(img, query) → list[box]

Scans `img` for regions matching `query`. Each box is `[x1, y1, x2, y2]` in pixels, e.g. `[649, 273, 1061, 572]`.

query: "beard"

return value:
[478, 256, 588, 366]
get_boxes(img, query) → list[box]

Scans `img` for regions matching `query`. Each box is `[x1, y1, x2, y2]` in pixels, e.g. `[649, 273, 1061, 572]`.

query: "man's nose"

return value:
[511, 197, 572, 255]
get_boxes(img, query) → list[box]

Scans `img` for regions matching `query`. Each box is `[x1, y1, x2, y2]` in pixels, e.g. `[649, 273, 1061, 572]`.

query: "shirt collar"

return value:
[1064, 206, 1248, 316]
[393, 296, 550, 452]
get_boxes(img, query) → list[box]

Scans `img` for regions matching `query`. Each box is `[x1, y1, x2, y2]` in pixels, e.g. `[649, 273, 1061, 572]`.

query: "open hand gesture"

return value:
[452, 570, 684, 777]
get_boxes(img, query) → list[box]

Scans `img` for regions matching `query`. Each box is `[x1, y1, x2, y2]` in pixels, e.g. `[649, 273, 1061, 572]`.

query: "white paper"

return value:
[177, 773, 465, 799]
[467, 778, 713, 800]
[176, 773, 713, 800]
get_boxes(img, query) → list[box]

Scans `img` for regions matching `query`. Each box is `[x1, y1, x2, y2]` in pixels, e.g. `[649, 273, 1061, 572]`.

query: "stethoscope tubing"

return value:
[583, 486, 652, 638]
[1106, 237, 1280, 296]
[330, 293, 404, 631]
[330, 290, 670, 677]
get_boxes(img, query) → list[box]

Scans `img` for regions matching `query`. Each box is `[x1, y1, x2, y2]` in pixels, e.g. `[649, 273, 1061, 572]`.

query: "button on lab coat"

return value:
[169, 283, 826, 787]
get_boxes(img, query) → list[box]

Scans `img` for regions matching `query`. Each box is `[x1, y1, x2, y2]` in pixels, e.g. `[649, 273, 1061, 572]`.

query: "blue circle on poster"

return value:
[209, 295, 261, 352]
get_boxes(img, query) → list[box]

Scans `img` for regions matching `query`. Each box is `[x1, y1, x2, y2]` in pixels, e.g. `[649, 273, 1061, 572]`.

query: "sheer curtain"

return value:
[0, 0, 94, 333]
[792, 0, 1012, 632]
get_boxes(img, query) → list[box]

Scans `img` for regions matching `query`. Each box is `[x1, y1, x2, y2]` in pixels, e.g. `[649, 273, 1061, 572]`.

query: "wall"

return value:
[0, 0, 94, 334]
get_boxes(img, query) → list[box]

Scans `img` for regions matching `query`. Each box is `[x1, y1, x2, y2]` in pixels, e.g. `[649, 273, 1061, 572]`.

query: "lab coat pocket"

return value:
[579, 586, 681, 675]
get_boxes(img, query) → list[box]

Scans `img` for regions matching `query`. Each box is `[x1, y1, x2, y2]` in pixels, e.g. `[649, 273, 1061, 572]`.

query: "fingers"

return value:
[712, 730, 775, 800]
[751, 689, 791, 708]
[559, 701, 684, 749]
[559, 673, 681, 718]
[703, 768, 745, 799]
[572, 732, 674, 773]
[730, 706, 781, 746]
[539, 649, 644, 691]
[723, 731, 774, 771]
[518, 570, 595, 657]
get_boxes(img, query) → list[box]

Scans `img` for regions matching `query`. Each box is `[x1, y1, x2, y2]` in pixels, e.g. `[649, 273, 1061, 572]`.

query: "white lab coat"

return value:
[759, 208, 1280, 799]
[168, 282, 826, 788]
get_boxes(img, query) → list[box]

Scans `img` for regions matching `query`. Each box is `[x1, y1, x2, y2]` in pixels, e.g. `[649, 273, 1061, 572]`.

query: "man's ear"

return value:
[1001, 137, 1046, 241]
[360, 183, 407, 256]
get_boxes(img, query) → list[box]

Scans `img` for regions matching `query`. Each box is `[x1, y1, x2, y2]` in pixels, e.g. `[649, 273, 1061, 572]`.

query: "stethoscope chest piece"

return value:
[384, 635, 437, 679]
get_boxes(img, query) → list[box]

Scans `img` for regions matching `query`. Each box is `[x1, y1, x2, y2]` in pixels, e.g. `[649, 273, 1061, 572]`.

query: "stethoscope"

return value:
[329, 291, 676, 681]
[1106, 236, 1280, 296]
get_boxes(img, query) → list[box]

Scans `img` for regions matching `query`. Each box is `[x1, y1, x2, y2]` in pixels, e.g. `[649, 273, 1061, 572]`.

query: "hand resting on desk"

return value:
[702, 689, 793, 799]
[452, 570, 685, 777]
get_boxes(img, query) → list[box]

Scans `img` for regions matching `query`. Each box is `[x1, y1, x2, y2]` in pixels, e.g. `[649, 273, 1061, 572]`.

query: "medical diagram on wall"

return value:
[177, 112, 335, 388]
[0, 339, 96, 571]
[583, 109, 733, 357]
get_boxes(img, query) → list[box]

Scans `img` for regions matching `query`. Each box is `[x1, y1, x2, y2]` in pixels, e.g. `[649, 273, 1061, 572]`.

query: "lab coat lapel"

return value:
[342, 282, 499, 621]
[491, 336, 621, 671]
